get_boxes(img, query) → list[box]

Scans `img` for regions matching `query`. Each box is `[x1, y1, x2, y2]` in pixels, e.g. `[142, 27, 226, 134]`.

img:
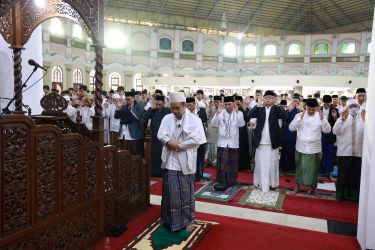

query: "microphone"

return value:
[28, 59, 47, 71]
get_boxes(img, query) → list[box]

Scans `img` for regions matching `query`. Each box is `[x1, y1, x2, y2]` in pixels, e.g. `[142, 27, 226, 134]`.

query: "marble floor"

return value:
[150, 194, 357, 236]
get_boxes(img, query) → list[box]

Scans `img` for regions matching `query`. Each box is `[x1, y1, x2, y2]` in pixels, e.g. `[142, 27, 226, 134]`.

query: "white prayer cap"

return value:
[169, 92, 186, 103]
[347, 99, 359, 106]
[112, 93, 121, 99]
[63, 95, 70, 102]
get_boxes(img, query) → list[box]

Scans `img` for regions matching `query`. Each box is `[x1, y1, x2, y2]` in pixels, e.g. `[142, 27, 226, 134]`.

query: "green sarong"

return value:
[295, 151, 322, 187]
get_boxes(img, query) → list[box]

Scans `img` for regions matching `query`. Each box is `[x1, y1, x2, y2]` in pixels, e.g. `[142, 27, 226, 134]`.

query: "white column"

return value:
[149, 28, 158, 71]
[360, 31, 367, 63]
[218, 36, 224, 71]
[358, 7, 375, 250]
[280, 38, 285, 64]
[125, 24, 132, 65]
[332, 34, 337, 63]
[0, 26, 43, 114]
[174, 30, 180, 69]
[196, 33, 203, 70]
[256, 36, 261, 64]
[304, 34, 311, 63]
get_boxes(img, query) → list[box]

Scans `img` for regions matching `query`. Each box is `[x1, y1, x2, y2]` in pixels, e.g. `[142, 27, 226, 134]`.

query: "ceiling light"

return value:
[34, 0, 47, 8]
[237, 33, 244, 40]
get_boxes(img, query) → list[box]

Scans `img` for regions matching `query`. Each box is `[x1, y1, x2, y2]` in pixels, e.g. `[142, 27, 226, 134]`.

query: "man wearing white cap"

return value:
[157, 92, 207, 232]
[333, 99, 365, 201]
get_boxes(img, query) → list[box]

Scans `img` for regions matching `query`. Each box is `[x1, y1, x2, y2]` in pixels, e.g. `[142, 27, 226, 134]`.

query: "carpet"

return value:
[238, 188, 286, 210]
[123, 218, 216, 250]
[95, 205, 360, 250]
[195, 181, 244, 202]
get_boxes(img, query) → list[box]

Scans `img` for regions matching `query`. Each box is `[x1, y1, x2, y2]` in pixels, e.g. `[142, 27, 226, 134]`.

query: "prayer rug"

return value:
[195, 181, 244, 202]
[238, 188, 286, 210]
[123, 218, 216, 250]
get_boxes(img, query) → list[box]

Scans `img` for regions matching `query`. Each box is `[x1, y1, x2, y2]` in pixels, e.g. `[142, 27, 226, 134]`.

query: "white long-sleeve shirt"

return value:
[211, 110, 245, 149]
[63, 105, 77, 121]
[289, 112, 331, 154]
[78, 106, 95, 130]
[332, 115, 364, 157]
[104, 103, 121, 132]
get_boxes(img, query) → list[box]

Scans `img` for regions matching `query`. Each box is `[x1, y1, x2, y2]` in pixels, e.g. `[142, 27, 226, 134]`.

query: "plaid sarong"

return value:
[216, 147, 239, 186]
[205, 143, 217, 167]
[161, 169, 195, 231]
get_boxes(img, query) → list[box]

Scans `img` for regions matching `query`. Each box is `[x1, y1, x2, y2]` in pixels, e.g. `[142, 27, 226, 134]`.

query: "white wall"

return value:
[0, 26, 43, 114]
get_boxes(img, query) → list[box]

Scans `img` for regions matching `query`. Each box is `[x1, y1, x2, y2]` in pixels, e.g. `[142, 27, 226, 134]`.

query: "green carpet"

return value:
[123, 219, 216, 250]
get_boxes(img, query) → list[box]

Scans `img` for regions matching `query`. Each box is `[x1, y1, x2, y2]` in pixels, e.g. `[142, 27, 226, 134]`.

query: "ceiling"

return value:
[105, 0, 375, 35]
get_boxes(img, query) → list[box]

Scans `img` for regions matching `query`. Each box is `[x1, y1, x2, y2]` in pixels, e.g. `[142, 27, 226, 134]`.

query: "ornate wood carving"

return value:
[93, 45, 104, 116]
[84, 149, 99, 200]
[40, 92, 68, 115]
[2, 125, 29, 235]
[36, 134, 57, 221]
[62, 141, 80, 209]
[12, 47, 23, 112]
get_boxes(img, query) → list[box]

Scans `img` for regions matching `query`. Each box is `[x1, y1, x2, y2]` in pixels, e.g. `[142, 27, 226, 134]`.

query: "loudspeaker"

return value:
[251, 79, 255, 83]
[296, 80, 300, 83]
[194, 80, 196, 83]
[348, 80, 352, 84]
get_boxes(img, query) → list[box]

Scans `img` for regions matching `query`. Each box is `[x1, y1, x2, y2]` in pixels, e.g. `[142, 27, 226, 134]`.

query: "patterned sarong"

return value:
[295, 151, 322, 187]
[205, 143, 217, 167]
[216, 147, 239, 186]
[161, 169, 195, 231]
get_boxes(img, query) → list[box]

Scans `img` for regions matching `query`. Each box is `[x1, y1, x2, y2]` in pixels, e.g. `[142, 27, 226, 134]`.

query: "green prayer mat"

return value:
[238, 188, 286, 210]
[195, 181, 244, 202]
[123, 219, 216, 250]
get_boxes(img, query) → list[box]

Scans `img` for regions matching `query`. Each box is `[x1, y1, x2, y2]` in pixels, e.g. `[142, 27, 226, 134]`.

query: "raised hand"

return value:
[114, 99, 124, 108]
[217, 103, 223, 114]
[300, 110, 305, 119]
[341, 108, 349, 121]
[319, 110, 324, 120]
[361, 109, 366, 121]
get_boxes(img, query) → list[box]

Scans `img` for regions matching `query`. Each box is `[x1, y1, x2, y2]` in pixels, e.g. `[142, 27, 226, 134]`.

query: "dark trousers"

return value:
[336, 156, 362, 201]
[195, 143, 206, 181]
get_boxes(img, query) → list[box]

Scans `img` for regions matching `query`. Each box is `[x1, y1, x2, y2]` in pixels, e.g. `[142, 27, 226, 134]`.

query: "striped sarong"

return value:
[216, 147, 239, 186]
[205, 143, 217, 167]
[161, 169, 195, 231]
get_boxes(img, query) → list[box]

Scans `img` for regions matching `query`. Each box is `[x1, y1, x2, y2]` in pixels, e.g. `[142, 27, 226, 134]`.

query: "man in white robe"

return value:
[333, 99, 365, 201]
[250, 90, 288, 193]
[157, 92, 206, 232]
[289, 98, 331, 195]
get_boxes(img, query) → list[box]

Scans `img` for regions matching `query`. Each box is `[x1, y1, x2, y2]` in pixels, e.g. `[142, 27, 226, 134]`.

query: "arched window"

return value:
[51, 66, 63, 83]
[368, 42, 372, 54]
[244, 44, 256, 57]
[159, 38, 172, 50]
[105, 29, 126, 49]
[109, 72, 121, 90]
[182, 40, 194, 52]
[340, 41, 356, 54]
[73, 68, 83, 86]
[89, 71, 95, 92]
[50, 18, 63, 35]
[264, 44, 277, 56]
[224, 42, 237, 57]
[314, 42, 328, 55]
[288, 43, 301, 55]
[72, 24, 83, 39]
[134, 73, 142, 90]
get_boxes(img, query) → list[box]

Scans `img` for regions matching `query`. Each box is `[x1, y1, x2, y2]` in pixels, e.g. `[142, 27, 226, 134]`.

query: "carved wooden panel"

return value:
[62, 141, 80, 209]
[36, 134, 57, 221]
[4, 207, 98, 250]
[84, 149, 99, 200]
[2, 125, 29, 235]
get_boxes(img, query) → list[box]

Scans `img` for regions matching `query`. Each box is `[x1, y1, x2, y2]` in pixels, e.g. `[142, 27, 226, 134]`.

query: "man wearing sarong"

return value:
[249, 90, 288, 193]
[114, 91, 145, 156]
[333, 99, 365, 201]
[205, 96, 221, 167]
[319, 95, 339, 176]
[141, 95, 171, 177]
[211, 96, 246, 187]
[279, 95, 301, 173]
[289, 98, 331, 195]
[234, 96, 251, 171]
[157, 92, 206, 232]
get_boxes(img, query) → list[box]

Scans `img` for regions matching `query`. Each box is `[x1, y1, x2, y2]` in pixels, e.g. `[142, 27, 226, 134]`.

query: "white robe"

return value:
[254, 107, 279, 193]
[158, 111, 207, 175]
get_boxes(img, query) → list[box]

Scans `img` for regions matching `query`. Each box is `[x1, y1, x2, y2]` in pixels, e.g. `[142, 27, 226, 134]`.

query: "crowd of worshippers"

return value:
[45, 84, 366, 232]
[45, 84, 366, 202]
